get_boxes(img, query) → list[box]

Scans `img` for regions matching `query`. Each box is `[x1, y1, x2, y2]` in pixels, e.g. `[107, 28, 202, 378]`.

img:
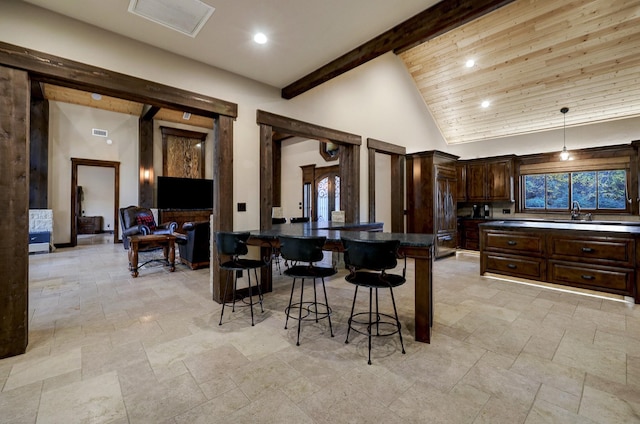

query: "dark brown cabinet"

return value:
[455, 163, 467, 202]
[480, 222, 640, 303]
[77, 216, 103, 234]
[406, 150, 459, 258]
[463, 157, 514, 202]
[159, 209, 212, 233]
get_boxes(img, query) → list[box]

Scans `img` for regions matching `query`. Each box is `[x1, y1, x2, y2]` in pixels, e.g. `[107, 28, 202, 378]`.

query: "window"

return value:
[523, 169, 627, 211]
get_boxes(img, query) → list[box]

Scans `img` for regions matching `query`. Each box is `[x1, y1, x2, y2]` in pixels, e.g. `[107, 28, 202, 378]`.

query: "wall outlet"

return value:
[237, 202, 246, 212]
[502, 209, 511, 214]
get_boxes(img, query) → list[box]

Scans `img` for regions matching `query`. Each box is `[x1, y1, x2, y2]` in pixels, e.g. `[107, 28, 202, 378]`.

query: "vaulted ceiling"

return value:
[20, 0, 640, 143]
[399, 0, 640, 144]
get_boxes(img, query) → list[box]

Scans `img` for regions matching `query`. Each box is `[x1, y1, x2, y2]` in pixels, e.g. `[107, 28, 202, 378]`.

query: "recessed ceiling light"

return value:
[481, 100, 490, 108]
[106, 139, 113, 145]
[465, 59, 475, 68]
[91, 93, 102, 101]
[254, 33, 267, 44]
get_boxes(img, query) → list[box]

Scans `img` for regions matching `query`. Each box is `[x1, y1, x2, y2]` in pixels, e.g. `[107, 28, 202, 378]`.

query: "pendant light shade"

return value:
[560, 107, 570, 161]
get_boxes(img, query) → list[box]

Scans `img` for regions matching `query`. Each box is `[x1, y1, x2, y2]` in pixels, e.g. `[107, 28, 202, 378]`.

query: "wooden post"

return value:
[0, 66, 30, 358]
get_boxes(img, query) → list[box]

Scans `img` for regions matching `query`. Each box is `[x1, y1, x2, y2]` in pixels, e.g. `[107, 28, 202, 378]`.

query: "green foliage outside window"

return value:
[524, 169, 627, 211]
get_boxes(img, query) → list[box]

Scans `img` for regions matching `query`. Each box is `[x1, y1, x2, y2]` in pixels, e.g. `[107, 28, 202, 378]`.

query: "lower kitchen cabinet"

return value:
[479, 221, 640, 303]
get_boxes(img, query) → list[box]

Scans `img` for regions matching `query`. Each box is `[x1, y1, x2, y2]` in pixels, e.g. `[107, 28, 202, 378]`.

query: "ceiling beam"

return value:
[0, 41, 237, 118]
[281, 0, 516, 99]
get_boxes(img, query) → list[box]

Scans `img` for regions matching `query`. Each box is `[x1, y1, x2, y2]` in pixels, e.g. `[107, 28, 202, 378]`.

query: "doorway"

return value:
[70, 158, 120, 247]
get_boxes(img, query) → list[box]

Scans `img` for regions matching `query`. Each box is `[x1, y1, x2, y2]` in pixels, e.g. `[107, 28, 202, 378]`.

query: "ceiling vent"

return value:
[182, 112, 192, 120]
[128, 0, 215, 38]
[92, 128, 108, 137]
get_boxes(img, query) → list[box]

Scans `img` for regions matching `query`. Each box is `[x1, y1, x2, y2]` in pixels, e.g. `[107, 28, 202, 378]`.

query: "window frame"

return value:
[521, 169, 630, 213]
[515, 144, 636, 216]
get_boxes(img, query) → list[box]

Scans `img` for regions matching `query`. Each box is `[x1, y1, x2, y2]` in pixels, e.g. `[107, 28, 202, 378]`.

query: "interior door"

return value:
[316, 172, 340, 223]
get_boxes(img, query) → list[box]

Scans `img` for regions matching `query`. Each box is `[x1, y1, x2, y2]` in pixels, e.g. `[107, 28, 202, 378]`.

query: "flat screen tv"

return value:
[157, 176, 213, 210]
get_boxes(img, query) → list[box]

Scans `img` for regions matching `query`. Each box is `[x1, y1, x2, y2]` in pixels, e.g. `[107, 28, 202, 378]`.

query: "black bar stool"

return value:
[279, 235, 335, 346]
[342, 238, 406, 365]
[216, 231, 267, 326]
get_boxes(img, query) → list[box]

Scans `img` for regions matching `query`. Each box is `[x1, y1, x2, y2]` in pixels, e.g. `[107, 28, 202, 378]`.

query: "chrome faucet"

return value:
[571, 201, 581, 220]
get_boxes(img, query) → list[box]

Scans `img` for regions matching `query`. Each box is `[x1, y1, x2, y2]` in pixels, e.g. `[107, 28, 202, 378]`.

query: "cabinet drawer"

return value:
[482, 253, 545, 279]
[483, 231, 544, 255]
[548, 261, 633, 293]
[549, 236, 634, 266]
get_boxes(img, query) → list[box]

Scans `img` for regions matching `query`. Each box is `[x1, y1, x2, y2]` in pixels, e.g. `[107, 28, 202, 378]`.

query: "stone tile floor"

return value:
[1, 235, 639, 423]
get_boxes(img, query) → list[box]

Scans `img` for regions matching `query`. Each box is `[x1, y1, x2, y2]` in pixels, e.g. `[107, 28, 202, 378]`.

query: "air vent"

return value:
[182, 112, 191, 120]
[92, 128, 108, 137]
[128, 0, 215, 38]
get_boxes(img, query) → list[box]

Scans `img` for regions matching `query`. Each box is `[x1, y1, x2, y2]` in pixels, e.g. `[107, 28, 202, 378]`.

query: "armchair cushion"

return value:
[136, 213, 156, 230]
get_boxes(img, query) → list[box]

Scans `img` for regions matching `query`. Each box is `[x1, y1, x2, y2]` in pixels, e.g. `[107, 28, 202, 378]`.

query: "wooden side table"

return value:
[127, 234, 176, 277]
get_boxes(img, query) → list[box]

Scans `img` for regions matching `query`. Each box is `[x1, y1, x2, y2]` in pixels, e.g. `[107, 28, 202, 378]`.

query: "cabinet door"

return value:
[466, 163, 486, 201]
[487, 159, 512, 201]
[436, 174, 457, 233]
[455, 163, 467, 202]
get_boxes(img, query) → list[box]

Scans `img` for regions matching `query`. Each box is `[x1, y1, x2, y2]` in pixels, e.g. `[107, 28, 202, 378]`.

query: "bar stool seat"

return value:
[216, 231, 267, 326]
[280, 235, 335, 346]
[342, 237, 406, 365]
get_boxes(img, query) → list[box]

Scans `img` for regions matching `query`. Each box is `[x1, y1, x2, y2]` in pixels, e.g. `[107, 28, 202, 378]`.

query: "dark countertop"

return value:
[479, 219, 640, 234]
[250, 222, 434, 247]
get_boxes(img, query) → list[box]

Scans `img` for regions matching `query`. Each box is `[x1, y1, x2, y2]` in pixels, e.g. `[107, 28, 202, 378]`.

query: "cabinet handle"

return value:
[581, 247, 594, 253]
[507, 264, 517, 269]
[507, 240, 517, 246]
[581, 274, 595, 280]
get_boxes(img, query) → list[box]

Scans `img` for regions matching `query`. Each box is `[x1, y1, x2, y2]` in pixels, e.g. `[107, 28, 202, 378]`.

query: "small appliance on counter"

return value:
[472, 204, 482, 218]
[484, 204, 491, 218]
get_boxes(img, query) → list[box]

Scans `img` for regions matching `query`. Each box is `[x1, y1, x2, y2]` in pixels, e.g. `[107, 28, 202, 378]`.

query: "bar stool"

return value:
[342, 238, 406, 365]
[216, 231, 267, 326]
[279, 235, 335, 346]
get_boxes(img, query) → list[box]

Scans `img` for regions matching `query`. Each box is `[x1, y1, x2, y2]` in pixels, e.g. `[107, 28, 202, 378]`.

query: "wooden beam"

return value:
[281, 0, 516, 99]
[256, 110, 361, 145]
[141, 104, 160, 121]
[0, 41, 238, 118]
[367, 138, 407, 155]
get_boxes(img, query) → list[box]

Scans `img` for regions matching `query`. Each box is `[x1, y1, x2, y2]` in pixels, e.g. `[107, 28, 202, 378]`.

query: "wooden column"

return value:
[367, 148, 376, 223]
[340, 144, 360, 223]
[211, 115, 234, 303]
[260, 124, 274, 231]
[0, 66, 29, 358]
[29, 81, 48, 209]
[138, 119, 154, 208]
[391, 154, 405, 233]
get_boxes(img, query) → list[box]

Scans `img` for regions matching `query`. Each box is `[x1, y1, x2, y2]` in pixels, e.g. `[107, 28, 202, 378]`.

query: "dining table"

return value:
[246, 222, 435, 343]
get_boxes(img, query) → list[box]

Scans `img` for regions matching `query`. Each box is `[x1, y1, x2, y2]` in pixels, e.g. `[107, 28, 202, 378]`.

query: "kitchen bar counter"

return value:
[479, 220, 640, 303]
[247, 223, 435, 343]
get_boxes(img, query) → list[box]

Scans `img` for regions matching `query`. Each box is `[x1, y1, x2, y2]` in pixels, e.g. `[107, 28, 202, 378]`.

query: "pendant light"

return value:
[560, 107, 570, 161]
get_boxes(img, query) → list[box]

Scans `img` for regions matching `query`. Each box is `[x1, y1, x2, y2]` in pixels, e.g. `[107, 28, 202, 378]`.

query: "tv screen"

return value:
[157, 176, 214, 210]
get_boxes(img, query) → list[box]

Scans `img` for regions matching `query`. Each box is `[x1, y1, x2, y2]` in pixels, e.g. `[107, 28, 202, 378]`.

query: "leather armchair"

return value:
[119, 205, 177, 249]
[175, 221, 210, 269]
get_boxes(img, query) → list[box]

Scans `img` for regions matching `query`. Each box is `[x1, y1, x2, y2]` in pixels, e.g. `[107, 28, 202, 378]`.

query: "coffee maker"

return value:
[472, 204, 482, 218]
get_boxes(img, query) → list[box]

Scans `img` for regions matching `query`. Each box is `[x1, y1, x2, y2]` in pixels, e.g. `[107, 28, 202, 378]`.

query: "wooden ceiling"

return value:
[42, 84, 214, 129]
[399, 0, 640, 144]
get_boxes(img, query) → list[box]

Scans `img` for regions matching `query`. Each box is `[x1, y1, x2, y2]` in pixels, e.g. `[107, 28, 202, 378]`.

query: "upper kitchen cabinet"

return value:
[464, 156, 514, 202]
[406, 150, 459, 259]
[455, 162, 467, 202]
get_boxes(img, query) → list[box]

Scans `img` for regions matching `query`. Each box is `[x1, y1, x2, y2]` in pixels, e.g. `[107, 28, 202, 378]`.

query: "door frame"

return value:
[256, 110, 362, 230]
[71, 158, 120, 247]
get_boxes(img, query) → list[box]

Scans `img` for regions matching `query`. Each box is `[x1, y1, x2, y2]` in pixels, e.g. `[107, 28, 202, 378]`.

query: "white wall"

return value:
[2, 1, 638, 233]
[78, 166, 115, 231]
[48, 101, 138, 243]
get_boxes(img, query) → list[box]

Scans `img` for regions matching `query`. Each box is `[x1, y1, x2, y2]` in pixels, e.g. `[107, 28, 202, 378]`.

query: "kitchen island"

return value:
[247, 223, 435, 343]
[480, 220, 640, 303]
